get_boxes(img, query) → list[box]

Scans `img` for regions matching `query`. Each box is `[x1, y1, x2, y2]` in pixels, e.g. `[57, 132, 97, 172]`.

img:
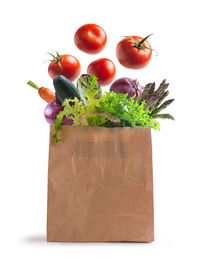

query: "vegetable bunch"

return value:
[52, 74, 162, 142]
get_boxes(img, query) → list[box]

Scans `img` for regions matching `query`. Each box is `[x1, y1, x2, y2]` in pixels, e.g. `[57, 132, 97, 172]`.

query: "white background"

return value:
[0, 0, 200, 259]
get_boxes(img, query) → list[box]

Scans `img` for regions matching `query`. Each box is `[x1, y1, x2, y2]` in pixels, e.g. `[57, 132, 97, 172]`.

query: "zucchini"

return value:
[53, 75, 82, 103]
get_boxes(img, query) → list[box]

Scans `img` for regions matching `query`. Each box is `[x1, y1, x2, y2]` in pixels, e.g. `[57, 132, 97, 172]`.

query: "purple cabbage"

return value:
[110, 77, 144, 101]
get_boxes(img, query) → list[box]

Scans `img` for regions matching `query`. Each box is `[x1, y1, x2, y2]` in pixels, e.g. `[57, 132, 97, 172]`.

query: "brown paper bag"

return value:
[47, 113, 154, 242]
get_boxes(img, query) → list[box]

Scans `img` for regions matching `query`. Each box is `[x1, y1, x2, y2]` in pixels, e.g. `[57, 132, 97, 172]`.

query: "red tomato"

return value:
[48, 52, 81, 81]
[87, 58, 116, 86]
[116, 35, 153, 69]
[74, 24, 107, 54]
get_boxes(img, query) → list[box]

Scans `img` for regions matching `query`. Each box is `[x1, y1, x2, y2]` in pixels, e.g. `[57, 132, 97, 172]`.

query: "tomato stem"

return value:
[122, 36, 139, 45]
[143, 45, 158, 56]
[48, 51, 63, 70]
[123, 34, 157, 55]
[137, 33, 153, 48]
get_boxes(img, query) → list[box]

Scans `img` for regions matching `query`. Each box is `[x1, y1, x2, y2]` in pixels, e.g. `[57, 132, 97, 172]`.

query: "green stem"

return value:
[142, 45, 158, 55]
[123, 34, 157, 54]
[27, 80, 39, 90]
[48, 52, 56, 60]
[123, 36, 139, 45]
[47, 51, 63, 70]
[138, 33, 153, 48]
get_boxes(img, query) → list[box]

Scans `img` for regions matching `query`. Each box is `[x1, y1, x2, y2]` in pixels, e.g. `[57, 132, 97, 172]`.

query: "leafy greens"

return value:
[52, 75, 160, 142]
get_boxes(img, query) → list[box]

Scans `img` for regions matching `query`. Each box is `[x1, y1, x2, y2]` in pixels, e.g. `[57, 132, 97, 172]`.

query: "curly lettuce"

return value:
[52, 89, 160, 142]
[52, 75, 160, 142]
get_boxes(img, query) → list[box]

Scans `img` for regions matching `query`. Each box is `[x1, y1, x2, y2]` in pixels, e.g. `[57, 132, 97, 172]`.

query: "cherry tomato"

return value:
[48, 52, 81, 81]
[116, 35, 153, 69]
[74, 24, 107, 54]
[87, 58, 116, 86]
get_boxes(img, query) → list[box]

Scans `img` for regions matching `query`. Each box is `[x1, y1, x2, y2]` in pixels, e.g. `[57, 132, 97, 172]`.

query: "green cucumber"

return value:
[53, 75, 82, 103]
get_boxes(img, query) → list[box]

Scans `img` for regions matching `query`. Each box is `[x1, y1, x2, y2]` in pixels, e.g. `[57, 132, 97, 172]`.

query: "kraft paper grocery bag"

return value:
[47, 122, 154, 242]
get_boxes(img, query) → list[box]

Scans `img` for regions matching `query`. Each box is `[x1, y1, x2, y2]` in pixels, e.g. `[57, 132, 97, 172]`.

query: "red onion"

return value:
[44, 94, 73, 125]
